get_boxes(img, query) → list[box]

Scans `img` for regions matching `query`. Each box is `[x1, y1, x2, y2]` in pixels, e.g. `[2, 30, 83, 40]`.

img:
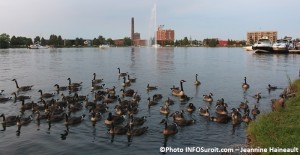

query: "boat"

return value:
[296, 42, 300, 50]
[99, 44, 110, 48]
[243, 46, 253, 51]
[272, 39, 291, 53]
[152, 44, 161, 48]
[28, 42, 48, 49]
[252, 37, 273, 51]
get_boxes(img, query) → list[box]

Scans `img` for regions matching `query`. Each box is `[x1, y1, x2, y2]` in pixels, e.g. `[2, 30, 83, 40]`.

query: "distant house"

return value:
[218, 40, 228, 47]
[113, 39, 124, 46]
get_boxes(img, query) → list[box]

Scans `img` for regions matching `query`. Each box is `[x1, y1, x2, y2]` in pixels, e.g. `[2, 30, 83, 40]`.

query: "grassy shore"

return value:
[247, 79, 300, 153]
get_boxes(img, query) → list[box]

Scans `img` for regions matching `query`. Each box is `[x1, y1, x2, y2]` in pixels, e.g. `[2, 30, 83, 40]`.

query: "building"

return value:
[218, 40, 228, 47]
[156, 26, 175, 46]
[247, 31, 277, 44]
[133, 33, 140, 40]
[113, 39, 124, 46]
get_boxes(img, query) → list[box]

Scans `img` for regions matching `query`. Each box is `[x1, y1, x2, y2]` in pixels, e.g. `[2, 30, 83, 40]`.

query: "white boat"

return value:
[243, 46, 253, 51]
[152, 44, 161, 48]
[99, 44, 110, 48]
[252, 37, 273, 51]
[29, 42, 48, 49]
[272, 39, 293, 53]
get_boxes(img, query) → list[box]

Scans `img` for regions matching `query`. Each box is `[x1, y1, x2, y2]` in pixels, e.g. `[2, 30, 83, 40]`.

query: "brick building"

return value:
[156, 26, 175, 46]
[247, 31, 277, 44]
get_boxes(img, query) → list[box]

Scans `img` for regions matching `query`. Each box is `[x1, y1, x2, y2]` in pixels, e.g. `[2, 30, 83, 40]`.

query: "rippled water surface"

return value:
[0, 47, 299, 154]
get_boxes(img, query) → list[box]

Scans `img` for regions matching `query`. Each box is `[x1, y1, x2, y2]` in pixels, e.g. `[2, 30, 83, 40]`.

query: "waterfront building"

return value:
[113, 39, 124, 46]
[247, 31, 277, 45]
[156, 25, 175, 46]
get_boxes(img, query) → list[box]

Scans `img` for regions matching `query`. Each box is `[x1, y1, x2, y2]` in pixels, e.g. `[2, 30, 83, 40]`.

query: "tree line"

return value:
[0, 33, 133, 49]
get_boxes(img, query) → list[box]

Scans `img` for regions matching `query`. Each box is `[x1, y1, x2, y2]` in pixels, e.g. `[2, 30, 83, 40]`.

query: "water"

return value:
[0, 47, 299, 154]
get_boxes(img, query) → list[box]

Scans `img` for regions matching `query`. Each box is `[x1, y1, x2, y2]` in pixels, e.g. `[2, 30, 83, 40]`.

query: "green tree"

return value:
[10, 36, 17, 47]
[123, 37, 132, 46]
[182, 37, 189, 46]
[34, 36, 41, 43]
[41, 37, 46, 46]
[57, 35, 63, 47]
[49, 34, 58, 46]
[98, 35, 106, 45]
[0, 33, 10, 48]
[92, 38, 100, 46]
[106, 38, 114, 46]
[64, 40, 72, 47]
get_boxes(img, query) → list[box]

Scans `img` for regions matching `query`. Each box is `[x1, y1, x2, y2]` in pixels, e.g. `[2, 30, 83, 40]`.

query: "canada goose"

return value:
[16, 115, 33, 126]
[108, 123, 128, 135]
[117, 67, 127, 76]
[64, 113, 85, 125]
[199, 106, 210, 117]
[268, 84, 278, 90]
[215, 104, 228, 115]
[172, 80, 186, 97]
[146, 84, 157, 91]
[131, 91, 141, 102]
[85, 98, 97, 108]
[74, 93, 87, 102]
[153, 94, 163, 101]
[92, 73, 103, 84]
[90, 112, 102, 122]
[164, 97, 175, 106]
[160, 104, 170, 115]
[0, 96, 12, 103]
[67, 78, 82, 87]
[11, 92, 31, 101]
[242, 112, 252, 124]
[120, 88, 135, 97]
[38, 89, 54, 99]
[194, 74, 201, 85]
[170, 110, 185, 121]
[93, 102, 109, 114]
[186, 103, 196, 113]
[122, 77, 131, 87]
[271, 95, 285, 111]
[147, 97, 159, 108]
[251, 105, 260, 116]
[162, 120, 178, 135]
[242, 77, 250, 89]
[54, 84, 68, 92]
[129, 115, 146, 126]
[127, 104, 138, 115]
[127, 75, 136, 83]
[68, 102, 83, 112]
[91, 84, 105, 91]
[210, 115, 231, 124]
[174, 118, 195, 126]
[127, 125, 148, 136]
[106, 86, 116, 94]
[203, 93, 213, 102]
[180, 94, 192, 102]
[114, 105, 127, 115]
[104, 112, 125, 126]
[253, 92, 262, 100]
[0, 90, 4, 95]
[102, 94, 118, 103]
[47, 113, 65, 123]
[239, 99, 249, 110]
[231, 108, 242, 125]
[0, 114, 17, 126]
[20, 99, 36, 111]
[12, 79, 33, 91]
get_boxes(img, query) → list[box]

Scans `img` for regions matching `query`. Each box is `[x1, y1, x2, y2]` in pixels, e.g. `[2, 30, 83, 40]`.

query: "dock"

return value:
[289, 50, 300, 54]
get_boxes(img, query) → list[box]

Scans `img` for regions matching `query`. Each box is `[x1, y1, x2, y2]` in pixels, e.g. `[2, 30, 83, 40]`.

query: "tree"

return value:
[98, 35, 106, 45]
[92, 38, 100, 46]
[10, 36, 17, 47]
[57, 35, 63, 47]
[106, 38, 114, 46]
[123, 37, 132, 46]
[0, 33, 10, 48]
[182, 37, 189, 46]
[34, 36, 41, 43]
[41, 37, 46, 46]
[48, 34, 58, 46]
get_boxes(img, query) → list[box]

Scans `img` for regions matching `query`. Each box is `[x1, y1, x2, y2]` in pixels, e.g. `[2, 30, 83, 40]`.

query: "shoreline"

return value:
[246, 79, 300, 154]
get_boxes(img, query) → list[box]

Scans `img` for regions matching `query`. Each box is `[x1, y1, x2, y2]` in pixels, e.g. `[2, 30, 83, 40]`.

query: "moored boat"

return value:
[28, 42, 48, 49]
[252, 37, 273, 51]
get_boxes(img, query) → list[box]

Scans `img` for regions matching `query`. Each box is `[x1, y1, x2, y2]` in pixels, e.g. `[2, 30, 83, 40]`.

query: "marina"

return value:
[0, 47, 299, 154]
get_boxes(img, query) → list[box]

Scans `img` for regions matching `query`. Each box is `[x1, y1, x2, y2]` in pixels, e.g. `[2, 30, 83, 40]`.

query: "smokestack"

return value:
[131, 17, 134, 45]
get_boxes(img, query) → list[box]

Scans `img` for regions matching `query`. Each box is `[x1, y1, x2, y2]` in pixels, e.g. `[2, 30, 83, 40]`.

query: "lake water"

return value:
[0, 47, 299, 154]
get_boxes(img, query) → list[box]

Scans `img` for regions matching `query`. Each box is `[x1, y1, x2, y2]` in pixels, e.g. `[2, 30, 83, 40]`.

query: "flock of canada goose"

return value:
[0, 68, 286, 140]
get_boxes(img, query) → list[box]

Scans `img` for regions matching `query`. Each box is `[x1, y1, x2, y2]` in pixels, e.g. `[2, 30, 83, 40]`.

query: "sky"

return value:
[1, 0, 300, 41]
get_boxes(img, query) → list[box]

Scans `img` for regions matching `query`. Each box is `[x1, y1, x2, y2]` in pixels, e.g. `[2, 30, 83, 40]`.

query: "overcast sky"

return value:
[1, 0, 299, 40]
